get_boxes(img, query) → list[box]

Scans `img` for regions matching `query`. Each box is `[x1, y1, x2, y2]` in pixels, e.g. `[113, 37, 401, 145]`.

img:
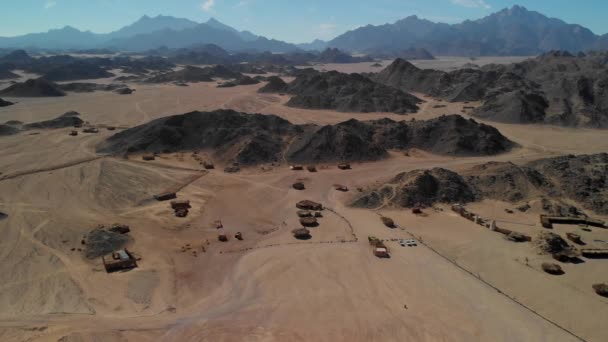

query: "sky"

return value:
[1, 0, 608, 43]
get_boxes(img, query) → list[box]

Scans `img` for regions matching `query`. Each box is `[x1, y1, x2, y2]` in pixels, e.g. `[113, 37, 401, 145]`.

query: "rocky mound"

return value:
[145, 66, 213, 83]
[0, 50, 34, 65]
[98, 111, 513, 164]
[472, 90, 549, 124]
[58, 82, 126, 93]
[217, 76, 260, 88]
[286, 119, 388, 163]
[0, 66, 18, 80]
[315, 48, 373, 63]
[396, 48, 435, 60]
[527, 153, 608, 214]
[264, 70, 422, 114]
[351, 168, 475, 209]
[368, 48, 435, 60]
[258, 76, 288, 93]
[42, 62, 114, 81]
[145, 65, 243, 83]
[463, 162, 555, 202]
[97, 110, 300, 165]
[0, 124, 19, 136]
[357, 153, 608, 213]
[0, 78, 66, 97]
[24, 111, 84, 129]
[84, 229, 131, 259]
[0, 98, 13, 107]
[375, 53, 608, 127]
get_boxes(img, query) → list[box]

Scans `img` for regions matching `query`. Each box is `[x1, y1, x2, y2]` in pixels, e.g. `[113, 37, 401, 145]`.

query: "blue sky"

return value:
[2, 0, 608, 43]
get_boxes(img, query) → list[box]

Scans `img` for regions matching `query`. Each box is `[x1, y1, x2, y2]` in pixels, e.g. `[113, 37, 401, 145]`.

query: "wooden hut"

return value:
[338, 164, 351, 170]
[307, 165, 317, 172]
[142, 154, 155, 161]
[103, 249, 137, 273]
[290, 165, 304, 171]
[293, 182, 305, 190]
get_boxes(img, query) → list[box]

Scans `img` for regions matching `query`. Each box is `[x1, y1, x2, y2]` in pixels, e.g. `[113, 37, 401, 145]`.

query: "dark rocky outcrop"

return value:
[258, 76, 288, 93]
[353, 153, 608, 214]
[315, 48, 373, 64]
[0, 78, 66, 97]
[351, 168, 475, 209]
[24, 111, 84, 129]
[84, 229, 131, 259]
[58, 82, 127, 93]
[144, 65, 243, 83]
[0, 98, 13, 107]
[98, 110, 513, 165]
[374, 52, 608, 127]
[42, 62, 114, 81]
[262, 70, 422, 114]
[527, 153, 608, 215]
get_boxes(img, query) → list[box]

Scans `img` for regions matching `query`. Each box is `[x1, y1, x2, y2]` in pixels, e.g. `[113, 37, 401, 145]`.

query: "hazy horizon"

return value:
[2, 0, 608, 44]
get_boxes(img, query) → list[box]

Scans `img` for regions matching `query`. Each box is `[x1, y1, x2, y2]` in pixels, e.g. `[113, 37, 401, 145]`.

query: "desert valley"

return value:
[0, 4, 608, 342]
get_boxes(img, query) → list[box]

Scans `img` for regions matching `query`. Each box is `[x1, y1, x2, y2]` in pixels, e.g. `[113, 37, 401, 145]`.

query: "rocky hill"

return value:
[261, 70, 422, 114]
[1, 111, 84, 136]
[0, 98, 13, 107]
[315, 48, 373, 64]
[0, 78, 66, 97]
[98, 110, 514, 165]
[351, 168, 474, 209]
[0, 65, 18, 80]
[145, 65, 243, 83]
[352, 153, 608, 214]
[258, 76, 288, 93]
[42, 62, 114, 81]
[375, 52, 608, 128]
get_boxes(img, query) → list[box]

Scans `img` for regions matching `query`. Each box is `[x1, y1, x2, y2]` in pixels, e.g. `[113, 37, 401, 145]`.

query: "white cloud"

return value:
[44, 0, 57, 9]
[450, 0, 491, 9]
[201, 0, 215, 12]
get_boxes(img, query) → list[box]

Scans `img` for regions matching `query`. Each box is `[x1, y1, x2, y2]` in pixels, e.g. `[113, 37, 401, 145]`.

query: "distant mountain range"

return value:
[0, 16, 299, 53]
[328, 6, 608, 56]
[0, 6, 607, 55]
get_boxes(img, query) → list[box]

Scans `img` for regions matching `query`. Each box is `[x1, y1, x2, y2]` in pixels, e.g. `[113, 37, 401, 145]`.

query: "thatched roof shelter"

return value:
[593, 283, 608, 297]
[334, 184, 348, 192]
[297, 210, 312, 218]
[542, 263, 564, 275]
[296, 200, 323, 211]
[292, 228, 311, 240]
[171, 200, 191, 210]
[381, 216, 395, 228]
[300, 217, 318, 227]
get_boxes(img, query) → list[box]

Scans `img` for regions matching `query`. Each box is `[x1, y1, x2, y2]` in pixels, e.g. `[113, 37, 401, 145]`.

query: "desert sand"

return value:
[0, 71, 607, 342]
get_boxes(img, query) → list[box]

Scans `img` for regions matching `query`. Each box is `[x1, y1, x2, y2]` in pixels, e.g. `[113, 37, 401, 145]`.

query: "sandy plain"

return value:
[0, 62, 607, 342]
